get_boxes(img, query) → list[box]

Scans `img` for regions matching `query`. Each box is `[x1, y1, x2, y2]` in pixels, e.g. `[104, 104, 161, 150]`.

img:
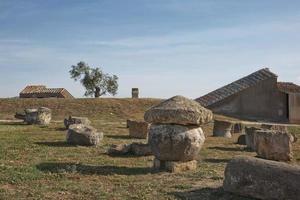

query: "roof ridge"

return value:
[195, 68, 278, 107]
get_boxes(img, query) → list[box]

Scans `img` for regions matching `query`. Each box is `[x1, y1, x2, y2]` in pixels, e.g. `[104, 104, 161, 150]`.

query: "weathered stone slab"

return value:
[223, 156, 300, 200]
[153, 158, 197, 173]
[245, 127, 261, 151]
[24, 107, 52, 125]
[213, 120, 233, 138]
[128, 120, 149, 139]
[149, 124, 205, 162]
[144, 95, 213, 125]
[64, 116, 91, 129]
[255, 130, 294, 161]
[66, 124, 103, 146]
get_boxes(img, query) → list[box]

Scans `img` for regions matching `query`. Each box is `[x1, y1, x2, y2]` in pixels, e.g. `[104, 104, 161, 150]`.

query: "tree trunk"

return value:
[94, 87, 100, 98]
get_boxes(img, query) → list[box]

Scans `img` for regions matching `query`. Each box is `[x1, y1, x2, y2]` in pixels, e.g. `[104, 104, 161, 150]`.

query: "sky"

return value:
[0, 0, 300, 98]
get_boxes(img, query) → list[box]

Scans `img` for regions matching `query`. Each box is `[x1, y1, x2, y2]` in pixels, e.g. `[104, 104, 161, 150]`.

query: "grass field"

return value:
[0, 99, 299, 199]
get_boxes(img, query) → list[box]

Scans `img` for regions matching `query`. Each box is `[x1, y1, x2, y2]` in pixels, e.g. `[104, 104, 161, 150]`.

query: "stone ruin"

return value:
[24, 107, 52, 125]
[132, 88, 139, 98]
[64, 116, 91, 129]
[241, 125, 297, 161]
[144, 95, 213, 173]
[213, 120, 233, 138]
[223, 156, 300, 200]
[66, 124, 103, 146]
[127, 119, 150, 139]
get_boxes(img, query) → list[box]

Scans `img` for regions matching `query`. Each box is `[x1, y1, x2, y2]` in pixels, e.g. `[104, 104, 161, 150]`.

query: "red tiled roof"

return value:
[277, 82, 300, 93]
[20, 85, 73, 98]
[195, 68, 278, 107]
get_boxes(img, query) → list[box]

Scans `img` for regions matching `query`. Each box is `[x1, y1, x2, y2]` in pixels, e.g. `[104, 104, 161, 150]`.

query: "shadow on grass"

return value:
[171, 187, 255, 200]
[207, 146, 246, 152]
[36, 162, 152, 175]
[54, 127, 67, 131]
[105, 135, 133, 140]
[203, 158, 230, 163]
[116, 126, 128, 129]
[0, 122, 26, 126]
[35, 141, 74, 147]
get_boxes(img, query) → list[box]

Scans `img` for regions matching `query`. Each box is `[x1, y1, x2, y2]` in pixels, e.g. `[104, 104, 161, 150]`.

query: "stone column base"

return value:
[153, 158, 197, 173]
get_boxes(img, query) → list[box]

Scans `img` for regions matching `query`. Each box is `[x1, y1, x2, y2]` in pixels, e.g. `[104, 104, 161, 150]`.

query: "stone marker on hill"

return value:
[67, 124, 103, 146]
[127, 120, 150, 139]
[255, 130, 294, 161]
[64, 116, 91, 129]
[145, 95, 213, 173]
[213, 120, 233, 138]
[25, 107, 52, 125]
[223, 156, 300, 200]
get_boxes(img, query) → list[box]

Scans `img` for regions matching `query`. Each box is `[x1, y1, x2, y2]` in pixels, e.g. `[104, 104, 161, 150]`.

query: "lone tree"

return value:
[69, 61, 119, 98]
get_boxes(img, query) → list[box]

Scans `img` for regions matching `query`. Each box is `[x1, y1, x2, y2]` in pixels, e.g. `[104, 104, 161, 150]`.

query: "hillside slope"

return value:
[0, 98, 162, 120]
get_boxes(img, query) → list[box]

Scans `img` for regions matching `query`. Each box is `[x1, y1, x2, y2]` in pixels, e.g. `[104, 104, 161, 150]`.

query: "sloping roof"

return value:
[20, 85, 73, 98]
[277, 82, 300, 93]
[195, 68, 278, 107]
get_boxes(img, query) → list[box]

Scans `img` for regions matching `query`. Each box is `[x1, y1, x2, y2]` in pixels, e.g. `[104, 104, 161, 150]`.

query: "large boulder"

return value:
[66, 124, 103, 146]
[223, 156, 300, 200]
[149, 124, 205, 161]
[144, 95, 213, 125]
[255, 130, 294, 161]
[128, 120, 150, 139]
[213, 120, 233, 138]
[25, 107, 52, 125]
[64, 116, 91, 129]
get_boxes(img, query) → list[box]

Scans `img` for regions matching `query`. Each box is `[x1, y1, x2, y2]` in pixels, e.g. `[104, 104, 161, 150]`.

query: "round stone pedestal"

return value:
[213, 120, 233, 138]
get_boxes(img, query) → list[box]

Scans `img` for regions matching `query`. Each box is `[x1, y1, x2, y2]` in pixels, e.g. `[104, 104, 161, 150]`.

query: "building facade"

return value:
[20, 85, 74, 99]
[196, 68, 300, 123]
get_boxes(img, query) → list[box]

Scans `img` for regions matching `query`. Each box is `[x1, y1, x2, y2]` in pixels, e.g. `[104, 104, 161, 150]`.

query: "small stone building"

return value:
[20, 85, 74, 99]
[196, 68, 300, 123]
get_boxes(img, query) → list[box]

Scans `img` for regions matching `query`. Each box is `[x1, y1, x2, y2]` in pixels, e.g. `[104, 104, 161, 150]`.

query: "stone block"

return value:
[223, 156, 300, 200]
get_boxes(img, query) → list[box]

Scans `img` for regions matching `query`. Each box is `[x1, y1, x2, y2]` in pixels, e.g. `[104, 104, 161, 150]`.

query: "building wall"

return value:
[289, 93, 300, 123]
[208, 78, 288, 122]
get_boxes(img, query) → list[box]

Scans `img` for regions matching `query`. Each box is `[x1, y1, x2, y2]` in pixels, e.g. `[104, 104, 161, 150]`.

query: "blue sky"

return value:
[0, 0, 300, 98]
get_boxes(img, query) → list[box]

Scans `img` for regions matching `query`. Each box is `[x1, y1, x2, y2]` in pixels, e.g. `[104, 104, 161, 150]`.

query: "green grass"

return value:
[1, 120, 299, 200]
[0, 99, 299, 199]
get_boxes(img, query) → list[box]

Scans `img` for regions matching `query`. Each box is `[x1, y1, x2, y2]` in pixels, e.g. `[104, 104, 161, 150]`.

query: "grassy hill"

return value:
[0, 98, 162, 121]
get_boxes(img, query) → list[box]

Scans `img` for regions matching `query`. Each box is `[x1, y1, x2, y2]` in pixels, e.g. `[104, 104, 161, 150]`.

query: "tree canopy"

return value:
[69, 62, 119, 98]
